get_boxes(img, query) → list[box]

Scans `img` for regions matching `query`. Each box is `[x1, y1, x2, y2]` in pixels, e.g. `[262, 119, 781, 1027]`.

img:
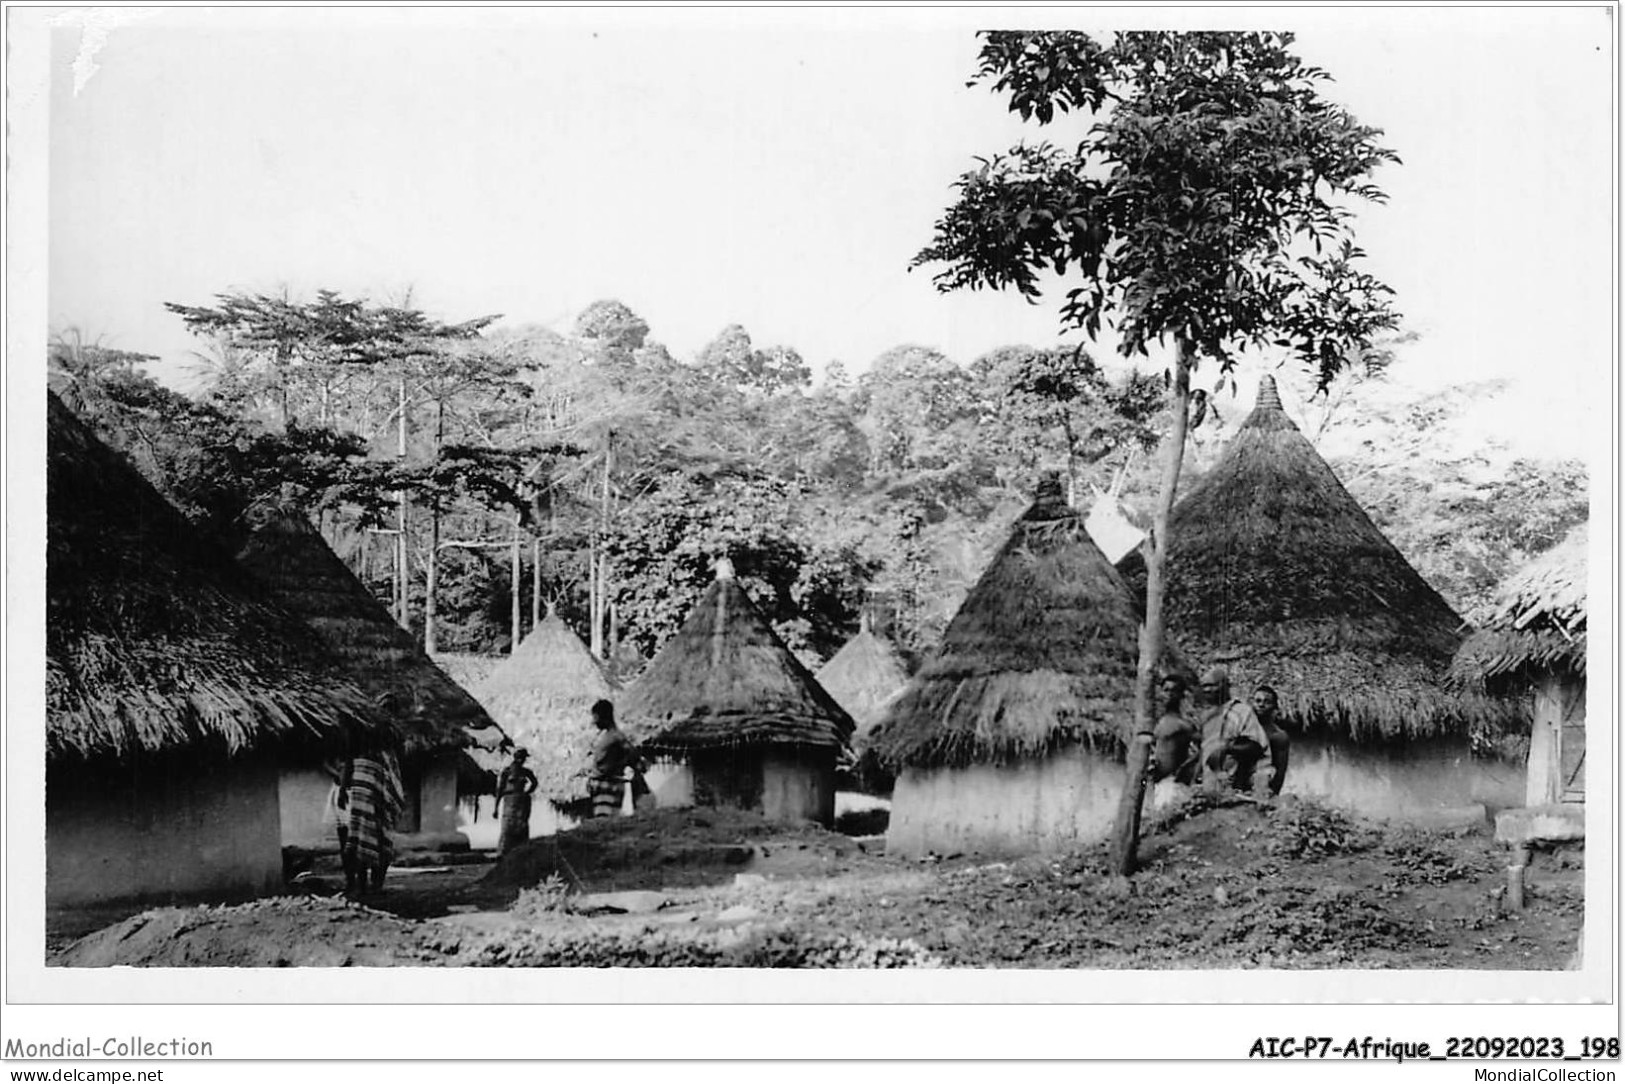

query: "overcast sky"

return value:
[38, 7, 1614, 460]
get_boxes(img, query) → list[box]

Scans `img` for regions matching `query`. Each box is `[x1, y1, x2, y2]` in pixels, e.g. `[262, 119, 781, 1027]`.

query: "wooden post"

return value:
[1527, 678, 1563, 806]
[1507, 844, 1532, 910]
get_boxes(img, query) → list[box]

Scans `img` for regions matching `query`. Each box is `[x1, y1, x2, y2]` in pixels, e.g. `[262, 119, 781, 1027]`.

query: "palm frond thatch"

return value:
[1450, 524, 1588, 688]
[816, 619, 909, 745]
[468, 611, 618, 807]
[46, 393, 392, 765]
[234, 512, 501, 757]
[869, 478, 1178, 771]
[619, 567, 852, 755]
[1117, 375, 1508, 741]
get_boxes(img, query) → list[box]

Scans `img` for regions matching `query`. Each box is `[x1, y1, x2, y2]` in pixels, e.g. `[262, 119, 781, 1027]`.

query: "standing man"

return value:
[1194, 666, 1270, 792]
[588, 699, 645, 818]
[1250, 684, 1291, 797]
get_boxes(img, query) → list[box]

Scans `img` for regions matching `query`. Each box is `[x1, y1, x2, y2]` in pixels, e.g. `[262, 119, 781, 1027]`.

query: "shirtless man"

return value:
[1250, 684, 1291, 797]
[1150, 674, 1198, 785]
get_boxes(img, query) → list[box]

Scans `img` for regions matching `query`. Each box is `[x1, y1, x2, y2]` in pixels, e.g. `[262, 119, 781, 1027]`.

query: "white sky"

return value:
[39, 7, 1616, 463]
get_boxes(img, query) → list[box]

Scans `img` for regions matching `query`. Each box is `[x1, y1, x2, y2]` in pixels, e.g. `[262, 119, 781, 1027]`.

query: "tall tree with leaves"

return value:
[915, 30, 1402, 873]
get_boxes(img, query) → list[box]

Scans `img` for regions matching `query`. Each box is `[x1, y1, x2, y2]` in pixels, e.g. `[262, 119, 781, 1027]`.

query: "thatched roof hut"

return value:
[470, 609, 618, 807]
[46, 393, 389, 766]
[869, 476, 1173, 771]
[619, 560, 852, 756]
[816, 614, 908, 739]
[1117, 375, 1497, 742]
[1450, 525, 1588, 690]
[234, 512, 502, 757]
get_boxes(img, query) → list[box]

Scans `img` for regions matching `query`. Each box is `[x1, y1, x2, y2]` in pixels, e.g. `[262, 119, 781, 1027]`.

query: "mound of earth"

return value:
[786, 793, 1585, 969]
[473, 807, 880, 902]
[53, 896, 453, 968]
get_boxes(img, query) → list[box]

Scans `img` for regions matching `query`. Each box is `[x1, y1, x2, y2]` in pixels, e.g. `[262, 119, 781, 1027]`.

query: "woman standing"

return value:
[494, 747, 539, 853]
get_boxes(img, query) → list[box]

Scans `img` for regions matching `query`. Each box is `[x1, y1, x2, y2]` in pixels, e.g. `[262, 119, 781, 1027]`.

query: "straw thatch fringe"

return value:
[235, 512, 501, 757]
[619, 576, 852, 755]
[468, 612, 618, 807]
[1118, 375, 1486, 742]
[1450, 525, 1588, 688]
[869, 478, 1179, 771]
[46, 394, 391, 766]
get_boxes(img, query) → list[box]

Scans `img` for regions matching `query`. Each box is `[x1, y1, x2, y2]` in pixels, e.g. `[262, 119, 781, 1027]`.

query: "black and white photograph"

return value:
[2, 3, 1618, 1067]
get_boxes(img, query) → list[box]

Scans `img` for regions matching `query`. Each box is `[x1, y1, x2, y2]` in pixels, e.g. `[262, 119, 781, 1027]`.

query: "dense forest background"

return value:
[48, 292, 1589, 677]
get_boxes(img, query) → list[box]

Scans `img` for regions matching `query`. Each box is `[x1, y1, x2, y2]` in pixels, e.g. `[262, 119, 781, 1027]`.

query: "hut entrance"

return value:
[398, 764, 424, 834]
[691, 750, 765, 813]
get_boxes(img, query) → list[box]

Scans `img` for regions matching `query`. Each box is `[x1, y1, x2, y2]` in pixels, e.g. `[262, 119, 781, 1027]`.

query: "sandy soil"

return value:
[50, 796, 1583, 969]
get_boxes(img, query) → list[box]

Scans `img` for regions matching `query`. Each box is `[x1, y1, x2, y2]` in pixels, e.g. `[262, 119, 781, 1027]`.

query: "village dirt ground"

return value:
[50, 796, 1584, 969]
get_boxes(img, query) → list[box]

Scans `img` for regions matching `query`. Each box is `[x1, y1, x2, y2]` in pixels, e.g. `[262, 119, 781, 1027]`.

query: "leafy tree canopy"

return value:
[916, 30, 1401, 386]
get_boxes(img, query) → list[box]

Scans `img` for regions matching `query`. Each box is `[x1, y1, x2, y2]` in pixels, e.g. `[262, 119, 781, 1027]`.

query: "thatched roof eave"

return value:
[46, 394, 392, 767]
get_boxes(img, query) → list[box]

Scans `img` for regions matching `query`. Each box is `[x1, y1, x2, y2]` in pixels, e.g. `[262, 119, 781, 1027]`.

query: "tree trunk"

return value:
[511, 515, 523, 654]
[395, 375, 409, 629]
[1111, 335, 1195, 876]
[588, 539, 601, 657]
[591, 444, 612, 659]
[532, 537, 543, 626]
[424, 506, 440, 655]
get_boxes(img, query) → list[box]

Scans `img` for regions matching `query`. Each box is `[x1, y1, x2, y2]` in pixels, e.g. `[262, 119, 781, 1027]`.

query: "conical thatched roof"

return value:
[46, 394, 391, 766]
[234, 512, 501, 757]
[432, 652, 503, 695]
[1450, 524, 1588, 689]
[869, 477, 1177, 771]
[619, 560, 852, 755]
[470, 610, 618, 806]
[816, 616, 908, 742]
[1118, 374, 1499, 741]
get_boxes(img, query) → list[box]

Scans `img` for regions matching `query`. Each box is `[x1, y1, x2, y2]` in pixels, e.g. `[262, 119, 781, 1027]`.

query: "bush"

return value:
[1266, 801, 1380, 859]
[467, 924, 940, 968]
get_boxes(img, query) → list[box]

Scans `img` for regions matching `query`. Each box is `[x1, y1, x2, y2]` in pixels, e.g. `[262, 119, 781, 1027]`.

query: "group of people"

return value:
[323, 751, 407, 897]
[1148, 665, 1290, 797]
[491, 698, 647, 854]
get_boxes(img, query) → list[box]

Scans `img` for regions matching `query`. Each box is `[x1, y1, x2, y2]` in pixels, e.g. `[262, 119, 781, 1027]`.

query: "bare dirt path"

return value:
[51, 799, 1582, 969]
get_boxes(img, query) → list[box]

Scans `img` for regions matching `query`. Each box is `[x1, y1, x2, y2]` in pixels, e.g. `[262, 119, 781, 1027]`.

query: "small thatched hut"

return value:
[468, 608, 619, 828]
[46, 395, 391, 908]
[1118, 375, 1523, 821]
[619, 560, 852, 826]
[1451, 525, 1587, 807]
[235, 513, 507, 851]
[817, 614, 909, 796]
[816, 613, 909, 742]
[868, 476, 1175, 857]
